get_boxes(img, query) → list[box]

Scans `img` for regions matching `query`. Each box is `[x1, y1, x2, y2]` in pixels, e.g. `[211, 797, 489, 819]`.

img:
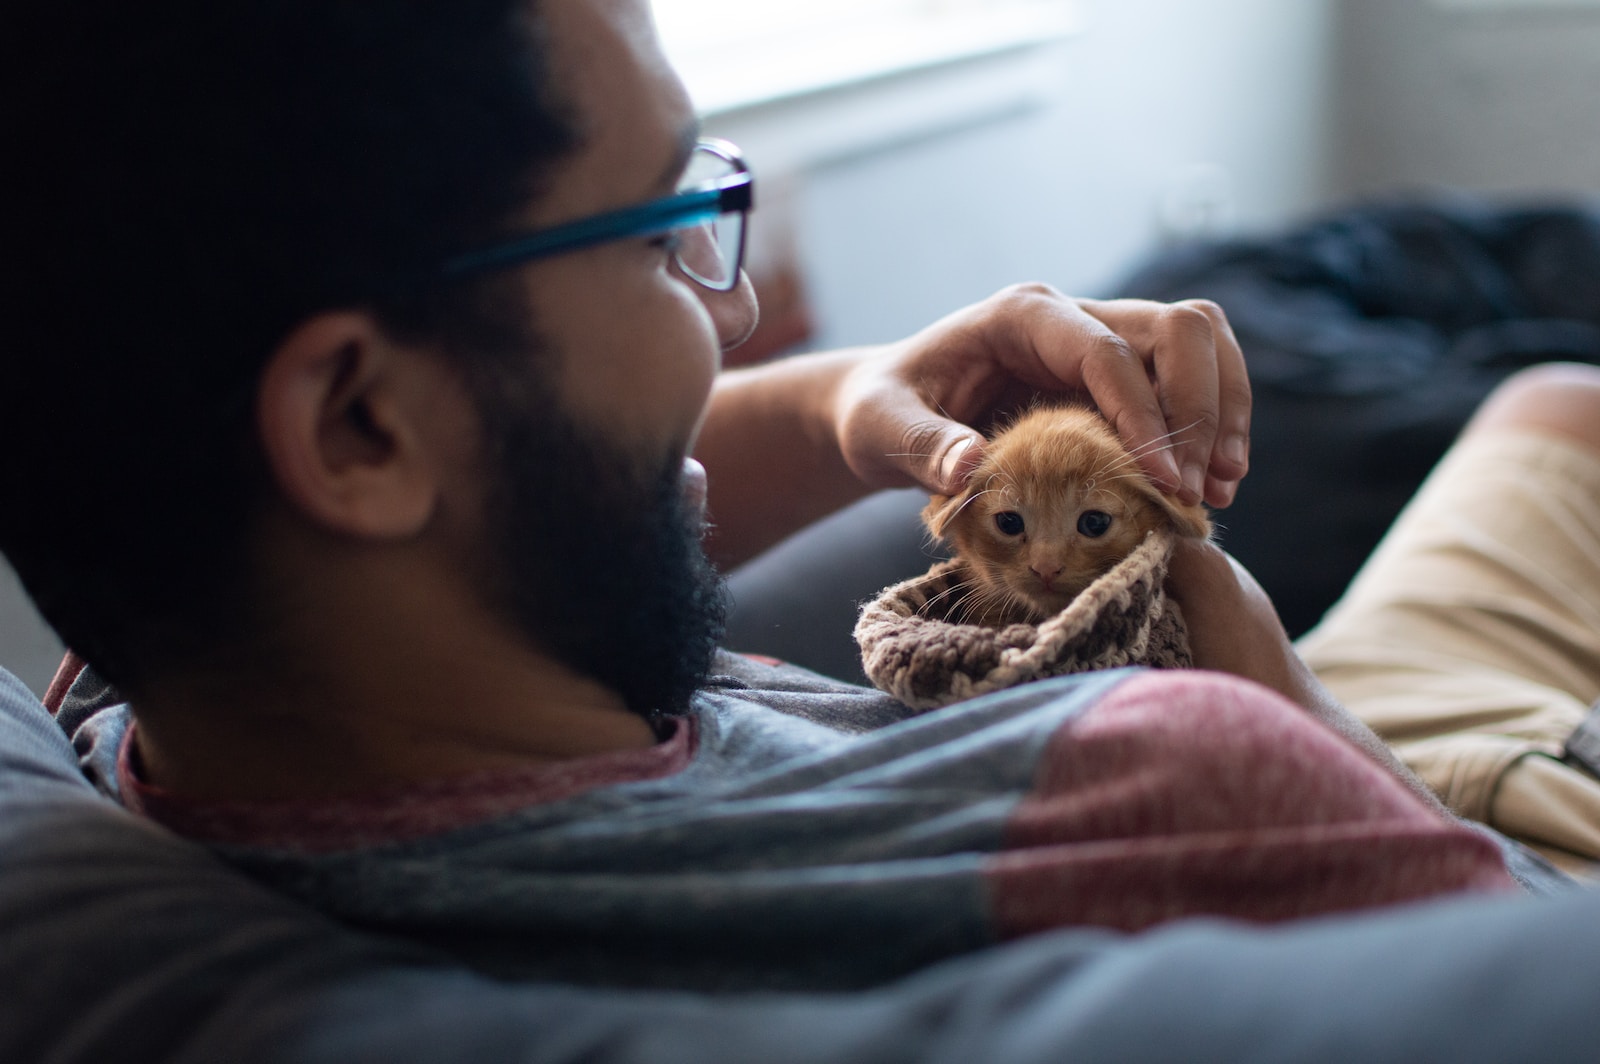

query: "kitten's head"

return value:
[922, 405, 1210, 624]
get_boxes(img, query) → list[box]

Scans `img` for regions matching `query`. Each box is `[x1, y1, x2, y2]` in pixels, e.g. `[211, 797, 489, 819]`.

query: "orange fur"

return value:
[922, 404, 1211, 625]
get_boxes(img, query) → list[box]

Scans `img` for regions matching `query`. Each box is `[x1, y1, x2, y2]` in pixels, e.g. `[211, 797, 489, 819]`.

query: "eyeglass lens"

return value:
[674, 145, 744, 291]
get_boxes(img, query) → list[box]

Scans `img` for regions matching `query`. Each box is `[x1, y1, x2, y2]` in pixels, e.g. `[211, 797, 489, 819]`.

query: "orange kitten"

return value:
[922, 404, 1211, 626]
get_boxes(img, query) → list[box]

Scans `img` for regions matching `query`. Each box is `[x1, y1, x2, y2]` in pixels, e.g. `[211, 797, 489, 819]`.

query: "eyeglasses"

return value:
[441, 137, 752, 292]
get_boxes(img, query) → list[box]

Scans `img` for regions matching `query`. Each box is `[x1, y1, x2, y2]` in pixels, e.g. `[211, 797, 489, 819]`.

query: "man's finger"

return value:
[934, 434, 983, 493]
[1045, 307, 1183, 496]
[1077, 299, 1222, 504]
[888, 415, 984, 495]
[838, 379, 987, 494]
[1200, 301, 1251, 507]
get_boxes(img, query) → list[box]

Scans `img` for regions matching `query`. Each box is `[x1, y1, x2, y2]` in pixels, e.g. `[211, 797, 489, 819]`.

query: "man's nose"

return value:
[701, 270, 760, 352]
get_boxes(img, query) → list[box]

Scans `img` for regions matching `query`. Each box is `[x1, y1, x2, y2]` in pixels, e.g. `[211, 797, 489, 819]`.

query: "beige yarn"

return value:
[854, 529, 1191, 710]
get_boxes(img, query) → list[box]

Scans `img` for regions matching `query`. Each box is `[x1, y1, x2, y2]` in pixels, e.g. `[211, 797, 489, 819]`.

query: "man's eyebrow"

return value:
[655, 121, 702, 192]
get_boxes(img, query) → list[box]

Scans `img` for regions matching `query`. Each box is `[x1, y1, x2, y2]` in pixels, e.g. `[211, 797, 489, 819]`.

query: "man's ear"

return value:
[256, 312, 450, 539]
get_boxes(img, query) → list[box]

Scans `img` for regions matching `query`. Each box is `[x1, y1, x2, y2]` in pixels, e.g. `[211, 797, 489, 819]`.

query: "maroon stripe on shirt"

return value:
[988, 671, 1517, 936]
[118, 715, 697, 854]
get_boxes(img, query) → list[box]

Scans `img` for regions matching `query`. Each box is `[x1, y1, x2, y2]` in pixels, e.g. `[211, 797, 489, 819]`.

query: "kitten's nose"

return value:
[1030, 562, 1063, 590]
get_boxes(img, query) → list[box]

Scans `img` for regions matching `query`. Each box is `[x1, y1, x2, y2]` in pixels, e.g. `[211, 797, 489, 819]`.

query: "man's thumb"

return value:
[931, 433, 984, 495]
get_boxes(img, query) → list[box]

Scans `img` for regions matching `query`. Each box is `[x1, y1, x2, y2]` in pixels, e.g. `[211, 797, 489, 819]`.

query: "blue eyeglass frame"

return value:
[440, 137, 753, 292]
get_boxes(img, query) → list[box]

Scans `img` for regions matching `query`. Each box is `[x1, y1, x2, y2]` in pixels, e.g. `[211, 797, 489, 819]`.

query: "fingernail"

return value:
[1155, 452, 1182, 492]
[1182, 463, 1205, 501]
[939, 438, 977, 490]
[1221, 433, 1249, 467]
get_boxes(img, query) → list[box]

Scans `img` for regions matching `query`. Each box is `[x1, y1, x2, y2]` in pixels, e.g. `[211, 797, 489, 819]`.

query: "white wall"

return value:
[734, 0, 1341, 350]
[1334, 0, 1600, 200]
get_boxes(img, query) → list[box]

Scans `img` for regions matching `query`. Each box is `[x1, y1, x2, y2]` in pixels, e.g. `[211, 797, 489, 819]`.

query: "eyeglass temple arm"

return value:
[443, 173, 752, 278]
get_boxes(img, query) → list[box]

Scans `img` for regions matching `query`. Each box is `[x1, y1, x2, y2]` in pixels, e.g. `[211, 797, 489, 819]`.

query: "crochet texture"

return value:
[855, 529, 1192, 710]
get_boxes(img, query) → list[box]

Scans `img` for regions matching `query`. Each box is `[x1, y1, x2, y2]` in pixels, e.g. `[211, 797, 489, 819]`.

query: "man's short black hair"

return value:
[0, 0, 579, 691]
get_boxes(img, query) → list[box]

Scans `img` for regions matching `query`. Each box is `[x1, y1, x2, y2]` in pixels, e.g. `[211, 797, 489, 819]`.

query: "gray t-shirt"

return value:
[1, 662, 1596, 1063]
[65, 654, 1517, 993]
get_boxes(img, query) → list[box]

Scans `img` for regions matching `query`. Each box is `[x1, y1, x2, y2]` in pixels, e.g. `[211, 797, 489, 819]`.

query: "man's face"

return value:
[515, 0, 756, 469]
[464, 0, 757, 718]
[472, 368, 728, 721]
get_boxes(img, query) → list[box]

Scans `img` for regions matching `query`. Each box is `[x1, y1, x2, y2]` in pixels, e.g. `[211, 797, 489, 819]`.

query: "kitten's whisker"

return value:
[955, 580, 998, 626]
[978, 592, 1003, 626]
[1007, 589, 1035, 625]
[913, 376, 959, 424]
[929, 576, 992, 625]
[1089, 453, 1154, 483]
[962, 590, 993, 624]
[1092, 436, 1197, 485]
[978, 585, 1024, 627]
[1097, 451, 1148, 475]
[1138, 416, 1207, 445]
[944, 488, 999, 523]
[975, 595, 999, 626]
[922, 579, 974, 615]
[1084, 476, 1156, 506]
[1121, 419, 1207, 462]
[950, 585, 988, 625]
[1100, 442, 1180, 476]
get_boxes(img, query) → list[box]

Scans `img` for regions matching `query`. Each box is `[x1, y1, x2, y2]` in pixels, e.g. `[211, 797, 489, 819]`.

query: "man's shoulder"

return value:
[0, 666, 91, 797]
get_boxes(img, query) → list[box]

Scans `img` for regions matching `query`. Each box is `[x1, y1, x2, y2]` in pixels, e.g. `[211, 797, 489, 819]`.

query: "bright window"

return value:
[653, 0, 1084, 114]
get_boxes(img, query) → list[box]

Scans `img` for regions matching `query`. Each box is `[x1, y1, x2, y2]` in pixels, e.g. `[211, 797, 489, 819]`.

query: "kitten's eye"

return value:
[1077, 510, 1113, 538]
[993, 511, 1025, 537]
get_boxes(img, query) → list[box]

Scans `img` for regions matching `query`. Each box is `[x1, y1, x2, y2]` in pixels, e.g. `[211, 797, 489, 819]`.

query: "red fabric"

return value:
[118, 715, 698, 854]
[41, 651, 87, 716]
[989, 672, 1517, 935]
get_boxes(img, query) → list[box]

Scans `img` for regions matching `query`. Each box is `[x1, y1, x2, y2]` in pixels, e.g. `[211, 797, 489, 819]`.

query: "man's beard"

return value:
[471, 376, 728, 722]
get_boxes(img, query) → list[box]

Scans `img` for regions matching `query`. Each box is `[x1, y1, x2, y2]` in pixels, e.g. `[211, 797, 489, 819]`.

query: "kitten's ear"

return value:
[1137, 482, 1213, 540]
[922, 492, 967, 539]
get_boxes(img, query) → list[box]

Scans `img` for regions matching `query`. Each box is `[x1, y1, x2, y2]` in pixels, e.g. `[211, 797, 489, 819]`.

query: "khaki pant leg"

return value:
[1297, 431, 1600, 874]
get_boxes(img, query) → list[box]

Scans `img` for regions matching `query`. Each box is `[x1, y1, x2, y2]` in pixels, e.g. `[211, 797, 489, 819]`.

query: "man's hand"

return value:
[1165, 539, 1453, 817]
[831, 284, 1252, 508]
[699, 284, 1249, 567]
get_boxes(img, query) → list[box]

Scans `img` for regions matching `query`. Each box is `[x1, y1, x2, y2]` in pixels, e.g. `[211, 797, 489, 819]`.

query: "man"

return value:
[0, 0, 1582, 1060]
[2, 0, 1244, 793]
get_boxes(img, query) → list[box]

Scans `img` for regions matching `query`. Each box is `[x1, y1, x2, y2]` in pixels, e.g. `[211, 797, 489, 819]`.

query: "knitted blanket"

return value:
[854, 529, 1191, 710]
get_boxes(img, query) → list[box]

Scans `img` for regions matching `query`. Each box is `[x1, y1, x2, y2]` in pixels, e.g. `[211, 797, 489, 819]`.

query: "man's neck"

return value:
[130, 557, 657, 803]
